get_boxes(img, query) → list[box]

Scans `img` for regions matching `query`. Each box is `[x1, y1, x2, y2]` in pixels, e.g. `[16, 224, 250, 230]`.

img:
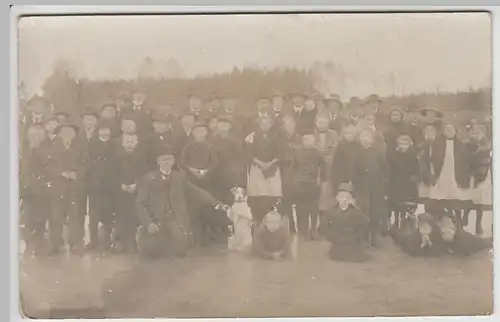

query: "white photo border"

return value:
[6, 4, 499, 322]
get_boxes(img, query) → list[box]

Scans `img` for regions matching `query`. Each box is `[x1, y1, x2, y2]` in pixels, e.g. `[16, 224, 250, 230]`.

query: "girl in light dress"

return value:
[424, 123, 470, 225]
[463, 122, 492, 235]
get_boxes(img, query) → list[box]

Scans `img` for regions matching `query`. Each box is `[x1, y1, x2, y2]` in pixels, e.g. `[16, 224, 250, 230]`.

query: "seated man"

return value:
[253, 208, 292, 260]
[136, 145, 229, 259]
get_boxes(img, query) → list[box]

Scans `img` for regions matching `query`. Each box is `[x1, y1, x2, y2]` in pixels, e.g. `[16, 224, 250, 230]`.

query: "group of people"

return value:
[18, 88, 493, 261]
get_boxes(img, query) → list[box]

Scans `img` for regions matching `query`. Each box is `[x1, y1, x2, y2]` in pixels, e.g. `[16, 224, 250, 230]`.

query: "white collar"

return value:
[294, 105, 304, 113]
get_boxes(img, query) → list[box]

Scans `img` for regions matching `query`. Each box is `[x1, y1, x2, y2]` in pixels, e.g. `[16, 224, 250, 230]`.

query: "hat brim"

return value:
[420, 109, 443, 118]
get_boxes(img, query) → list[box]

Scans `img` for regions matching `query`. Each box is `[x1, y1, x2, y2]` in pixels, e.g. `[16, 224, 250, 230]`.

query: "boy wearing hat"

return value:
[86, 120, 116, 251]
[290, 131, 325, 240]
[212, 116, 245, 205]
[384, 107, 407, 153]
[179, 121, 219, 245]
[406, 107, 423, 147]
[112, 133, 148, 253]
[146, 112, 178, 171]
[136, 145, 229, 258]
[272, 90, 287, 126]
[320, 183, 372, 262]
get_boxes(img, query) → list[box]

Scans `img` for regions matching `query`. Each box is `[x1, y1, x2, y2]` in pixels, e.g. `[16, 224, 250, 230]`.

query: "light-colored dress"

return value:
[471, 167, 492, 206]
[428, 140, 469, 201]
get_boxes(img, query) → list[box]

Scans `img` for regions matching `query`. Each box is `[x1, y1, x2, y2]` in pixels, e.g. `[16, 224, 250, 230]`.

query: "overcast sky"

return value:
[18, 12, 491, 99]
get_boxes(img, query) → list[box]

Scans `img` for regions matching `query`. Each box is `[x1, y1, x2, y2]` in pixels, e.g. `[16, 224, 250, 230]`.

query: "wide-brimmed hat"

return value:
[420, 108, 443, 119]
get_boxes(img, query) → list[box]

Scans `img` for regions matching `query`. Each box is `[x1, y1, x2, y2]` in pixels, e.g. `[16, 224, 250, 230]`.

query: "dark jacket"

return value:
[179, 140, 218, 183]
[465, 140, 492, 187]
[352, 144, 389, 216]
[87, 138, 115, 193]
[330, 140, 360, 191]
[290, 146, 325, 184]
[20, 147, 46, 198]
[388, 149, 420, 203]
[37, 136, 87, 198]
[321, 204, 371, 262]
[136, 169, 220, 236]
[120, 107, 153, 136]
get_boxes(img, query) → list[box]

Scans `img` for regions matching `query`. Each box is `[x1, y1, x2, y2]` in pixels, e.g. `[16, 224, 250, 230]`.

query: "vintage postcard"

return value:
[17, 11, 492, 318]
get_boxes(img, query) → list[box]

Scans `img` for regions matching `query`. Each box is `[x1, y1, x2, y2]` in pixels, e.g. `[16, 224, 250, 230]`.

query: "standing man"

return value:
[136, 145, 229, 258]
[187, 94, 203, 120]
[271, 90, 287, 128]
[78, 110, 99, 228]
[39, 118, 88, 255]
[323, 94, 345, 132]
[290, 92, 308, 134]
[121, 90, 152, 136]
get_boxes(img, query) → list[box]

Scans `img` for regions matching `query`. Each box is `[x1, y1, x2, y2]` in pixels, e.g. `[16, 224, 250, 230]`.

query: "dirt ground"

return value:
[19, 210, 493, 319]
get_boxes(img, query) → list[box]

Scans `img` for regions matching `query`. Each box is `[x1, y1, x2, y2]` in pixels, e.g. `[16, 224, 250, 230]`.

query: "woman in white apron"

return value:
[245, 115, 285, 224]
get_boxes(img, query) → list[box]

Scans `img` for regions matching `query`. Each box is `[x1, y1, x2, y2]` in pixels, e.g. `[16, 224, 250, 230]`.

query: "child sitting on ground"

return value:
[253, 208, 292, 260]
[320, 183, 372, 263]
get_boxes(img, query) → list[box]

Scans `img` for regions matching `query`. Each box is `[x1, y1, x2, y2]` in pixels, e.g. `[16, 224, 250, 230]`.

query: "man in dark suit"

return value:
[78, 110, 99, 226]
[120, 90, 153, 136]
[289, 92, 310, 134]
[136, 145, 229, 258]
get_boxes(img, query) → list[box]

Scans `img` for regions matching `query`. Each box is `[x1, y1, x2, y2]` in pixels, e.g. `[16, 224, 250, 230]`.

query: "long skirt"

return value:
[471, 169, 492, 206]
[247, 163, 282, 198]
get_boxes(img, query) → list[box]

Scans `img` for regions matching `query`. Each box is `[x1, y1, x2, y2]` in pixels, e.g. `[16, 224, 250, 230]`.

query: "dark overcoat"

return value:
[136, 169, 220, 237]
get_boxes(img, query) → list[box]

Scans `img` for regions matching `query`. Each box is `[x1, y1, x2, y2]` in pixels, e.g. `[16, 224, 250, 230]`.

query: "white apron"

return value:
[428, 140, 469, 201]
[246, 163, 282, 197]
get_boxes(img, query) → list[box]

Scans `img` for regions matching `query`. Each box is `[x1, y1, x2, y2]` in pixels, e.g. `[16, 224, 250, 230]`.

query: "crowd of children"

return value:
[19, 89, 492, 261]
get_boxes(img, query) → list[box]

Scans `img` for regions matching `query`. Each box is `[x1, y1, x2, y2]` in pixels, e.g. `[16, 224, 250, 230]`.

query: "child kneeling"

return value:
[252, 209, 292, 260]
[320, 183, 372, 263]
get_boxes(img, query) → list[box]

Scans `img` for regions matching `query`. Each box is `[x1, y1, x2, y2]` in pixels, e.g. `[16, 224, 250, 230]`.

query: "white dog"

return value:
[227, 187, 253, 251]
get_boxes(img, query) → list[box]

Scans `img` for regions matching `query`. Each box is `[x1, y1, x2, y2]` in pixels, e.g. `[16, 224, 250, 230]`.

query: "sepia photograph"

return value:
[17, 11, 493, 318]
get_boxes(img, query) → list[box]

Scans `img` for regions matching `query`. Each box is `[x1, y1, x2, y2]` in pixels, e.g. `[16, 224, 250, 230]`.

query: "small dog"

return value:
[227, 187, 253, 251]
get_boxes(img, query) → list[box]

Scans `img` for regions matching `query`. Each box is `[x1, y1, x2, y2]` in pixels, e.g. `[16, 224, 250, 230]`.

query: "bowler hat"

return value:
[271, 89, 286, 99]
[97, 119, 113, 130]
[338, 182, 354, 194]
[100, 102, 117, 112]
[80, 109, 99, 118]
[59, 119, 80, 133]
[26, 96, 50, 114]
[364, 94, 381, 105]
[54, 111, 70, 118]
[155, 144, 177, 157]
[151, 111, 169, 123]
